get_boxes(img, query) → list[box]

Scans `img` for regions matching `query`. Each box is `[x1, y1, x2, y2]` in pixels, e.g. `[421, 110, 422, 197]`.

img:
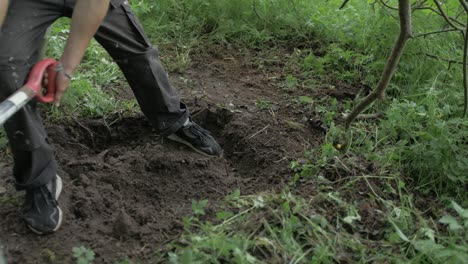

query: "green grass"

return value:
[160, 189, 468, 263]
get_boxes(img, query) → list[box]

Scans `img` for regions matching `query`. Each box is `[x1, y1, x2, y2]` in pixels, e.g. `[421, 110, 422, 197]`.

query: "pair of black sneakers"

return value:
[23, 119, 222, 234]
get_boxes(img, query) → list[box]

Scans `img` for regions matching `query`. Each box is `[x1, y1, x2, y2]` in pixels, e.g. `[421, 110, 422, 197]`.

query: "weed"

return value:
[41, 249, 56, 263]
[286, 120, 304, 131]
[254, 99, 272, 110]
[72, 246, 95, 264]
[0, 195, 22, 207]
[283, 74, 298, 92]
[191, 199, 208, 216]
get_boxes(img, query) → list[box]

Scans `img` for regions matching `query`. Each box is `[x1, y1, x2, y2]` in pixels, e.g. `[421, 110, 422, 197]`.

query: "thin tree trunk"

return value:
[345, 0, 413, 128]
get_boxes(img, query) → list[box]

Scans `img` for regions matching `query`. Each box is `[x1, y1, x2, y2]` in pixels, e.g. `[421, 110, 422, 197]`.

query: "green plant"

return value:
[254, 99, 272, 110]
[191, 199, 208, 216]
[283, 74, 298, 92]
[72, 246, 95, 264]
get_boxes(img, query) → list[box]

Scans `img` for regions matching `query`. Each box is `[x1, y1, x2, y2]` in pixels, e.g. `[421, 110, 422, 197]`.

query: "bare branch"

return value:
[412, 0, 428, 9]
[415, 28, 459, 38]
[380, 0, 398, 11]
[433, 0, 465, 31]
[342, 112, 384, 120]
[345, 0, 413, 128]
[414, 6, 465, 27]
[421, 53, 465, 65]
[339, 0, 350, 9]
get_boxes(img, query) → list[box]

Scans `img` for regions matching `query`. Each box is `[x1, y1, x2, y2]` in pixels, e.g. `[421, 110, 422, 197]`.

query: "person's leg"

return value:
[0, 0, 63, 234]
[76, 1, 189, 135]
[67, 1, 222, 156]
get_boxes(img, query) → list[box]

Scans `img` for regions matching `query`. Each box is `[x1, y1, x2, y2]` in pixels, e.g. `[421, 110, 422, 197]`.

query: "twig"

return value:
[333, 156, 353, 174]
[420, 53, 465, 65]
[73, 118, 95, 147]
[246, 125, 270, 140]
[214, 207, 254, 231]
[274, 157, 288, 164]
[67, 142, 90, 150]
[343, 112, 384, 120]
[433, 0, 465, 31]
[363, 175, 386, 202]
[210, 187, 224, 196]
[413, 6, 465, 27]
[412, 0, 428, 9]
[415, 28, 459, 38]
[67, 159, 100, 166]
[339, 0, 350, 9]
[380, 0, 398, 11]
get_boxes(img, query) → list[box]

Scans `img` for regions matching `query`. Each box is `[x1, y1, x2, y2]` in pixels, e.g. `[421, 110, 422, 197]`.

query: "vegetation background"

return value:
[1, 0, 467, 263]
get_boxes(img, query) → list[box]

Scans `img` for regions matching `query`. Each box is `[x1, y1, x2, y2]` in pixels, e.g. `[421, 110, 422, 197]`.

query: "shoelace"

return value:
[187, 123, 211, 139]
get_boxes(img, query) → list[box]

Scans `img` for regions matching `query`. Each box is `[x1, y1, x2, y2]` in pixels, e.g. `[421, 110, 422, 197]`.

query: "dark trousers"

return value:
[0, 0, 188, 190]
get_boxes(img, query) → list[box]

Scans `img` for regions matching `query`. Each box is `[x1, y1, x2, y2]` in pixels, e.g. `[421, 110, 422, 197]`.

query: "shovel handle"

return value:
[24, 58, 58, 103]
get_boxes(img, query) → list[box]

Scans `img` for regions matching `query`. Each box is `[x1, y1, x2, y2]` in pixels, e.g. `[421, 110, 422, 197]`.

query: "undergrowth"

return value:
[134, 0, 466, 262]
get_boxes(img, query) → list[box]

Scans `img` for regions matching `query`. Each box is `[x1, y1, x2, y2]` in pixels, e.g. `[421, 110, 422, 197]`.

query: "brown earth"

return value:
[0, 46, 336, 263]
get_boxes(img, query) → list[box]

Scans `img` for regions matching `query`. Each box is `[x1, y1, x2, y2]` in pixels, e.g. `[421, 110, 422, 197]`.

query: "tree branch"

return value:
[345, 0, 413, 128]
[415, 28, 459, 38]
[414, 6, 465, 27]
[421, 53, 465, 65]
[433, 0, 465, 31]
[412, 0, 428, 9]
[339, 0, 351, 9]
[380, 0, 398, 11]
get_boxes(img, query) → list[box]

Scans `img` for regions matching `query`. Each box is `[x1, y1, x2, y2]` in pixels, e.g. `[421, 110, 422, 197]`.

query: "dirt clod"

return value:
[113, 209, 137, 239]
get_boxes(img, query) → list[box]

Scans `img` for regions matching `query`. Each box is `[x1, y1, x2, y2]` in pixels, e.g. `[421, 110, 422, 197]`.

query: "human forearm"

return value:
[0, 0, 9, 27]
[60, 0, 110, 74]
[53, 0, 110, 106]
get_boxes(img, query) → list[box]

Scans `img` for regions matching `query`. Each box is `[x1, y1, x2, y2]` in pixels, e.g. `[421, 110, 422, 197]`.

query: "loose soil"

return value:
[0, 46, 342, 263]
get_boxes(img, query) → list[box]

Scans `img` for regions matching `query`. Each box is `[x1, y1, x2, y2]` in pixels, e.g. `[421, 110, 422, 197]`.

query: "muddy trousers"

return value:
[0, 0, 188, 191]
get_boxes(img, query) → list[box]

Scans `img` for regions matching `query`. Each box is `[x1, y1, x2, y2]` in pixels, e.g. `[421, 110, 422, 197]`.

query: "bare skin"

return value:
[55, 0, 110, 106]
[0, 0, 8, 27]
[1, 0, 110, 106]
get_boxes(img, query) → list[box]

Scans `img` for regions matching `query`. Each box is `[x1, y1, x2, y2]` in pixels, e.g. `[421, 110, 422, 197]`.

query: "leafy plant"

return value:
[72, 246, 95, 264]
[191, 199, 208, 216]
[254, 99, 272, 110]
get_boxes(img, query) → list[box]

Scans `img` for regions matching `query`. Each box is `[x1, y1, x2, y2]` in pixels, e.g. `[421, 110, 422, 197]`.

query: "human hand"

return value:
[54, 71, 72, 107]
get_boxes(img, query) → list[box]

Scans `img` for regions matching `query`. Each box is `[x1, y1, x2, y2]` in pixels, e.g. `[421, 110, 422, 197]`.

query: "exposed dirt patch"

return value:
[0, 47, 329, 263]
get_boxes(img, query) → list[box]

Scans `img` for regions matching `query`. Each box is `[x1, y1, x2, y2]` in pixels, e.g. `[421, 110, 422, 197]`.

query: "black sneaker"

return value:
[23, 175, 63, 235]
[167, 118, 223, 157]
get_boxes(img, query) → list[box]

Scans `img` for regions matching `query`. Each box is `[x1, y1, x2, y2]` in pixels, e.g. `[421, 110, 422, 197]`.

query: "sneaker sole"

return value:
[27, 175, 63, 235]
[55, 174, 63, 200]
[167, 134, 223, 157]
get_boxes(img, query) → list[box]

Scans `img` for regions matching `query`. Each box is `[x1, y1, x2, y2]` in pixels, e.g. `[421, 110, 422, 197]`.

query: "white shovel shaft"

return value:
[0, 87, 35, 126]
